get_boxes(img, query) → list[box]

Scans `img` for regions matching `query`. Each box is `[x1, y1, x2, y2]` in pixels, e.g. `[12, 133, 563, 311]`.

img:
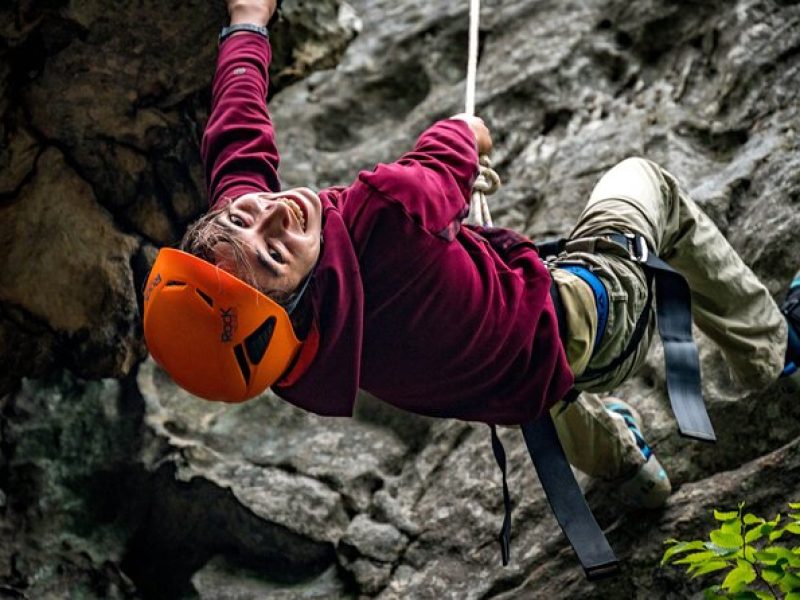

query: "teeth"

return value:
[278, 198, 306, 231]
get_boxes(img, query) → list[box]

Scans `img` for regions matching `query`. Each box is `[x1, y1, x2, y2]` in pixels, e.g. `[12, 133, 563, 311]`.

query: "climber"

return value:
[143, 0, 800, 520]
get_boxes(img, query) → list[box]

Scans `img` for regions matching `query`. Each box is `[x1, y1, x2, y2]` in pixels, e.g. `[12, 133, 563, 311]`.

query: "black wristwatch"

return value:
[218, 23, 269, 44]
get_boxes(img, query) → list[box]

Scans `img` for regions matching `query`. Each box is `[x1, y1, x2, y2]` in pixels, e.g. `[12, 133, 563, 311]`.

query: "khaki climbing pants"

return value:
[546, 157, 788, 480]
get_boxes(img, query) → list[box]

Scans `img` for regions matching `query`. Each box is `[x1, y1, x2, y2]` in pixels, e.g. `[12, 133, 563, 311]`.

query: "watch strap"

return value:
[219, 23, 269, 43]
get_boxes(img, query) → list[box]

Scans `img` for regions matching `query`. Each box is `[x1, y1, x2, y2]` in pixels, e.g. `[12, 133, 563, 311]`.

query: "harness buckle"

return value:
[623, 233, 649, 263]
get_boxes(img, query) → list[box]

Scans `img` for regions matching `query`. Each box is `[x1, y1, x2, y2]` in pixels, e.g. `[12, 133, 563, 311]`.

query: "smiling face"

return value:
[181, 188, 323, 303]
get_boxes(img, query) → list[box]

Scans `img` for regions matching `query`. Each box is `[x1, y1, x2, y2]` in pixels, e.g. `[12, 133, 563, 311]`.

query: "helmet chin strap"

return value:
[283, 270, 314, 315]
[282, 236, 323, 316]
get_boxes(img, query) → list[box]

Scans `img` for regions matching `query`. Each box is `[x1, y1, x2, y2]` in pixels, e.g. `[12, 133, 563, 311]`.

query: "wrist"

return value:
[229, 8, 271, 27]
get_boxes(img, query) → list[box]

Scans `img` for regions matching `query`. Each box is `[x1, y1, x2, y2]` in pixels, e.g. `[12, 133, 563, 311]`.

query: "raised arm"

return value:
[202, 0, 280, 209]
[357, 116, 492, 238]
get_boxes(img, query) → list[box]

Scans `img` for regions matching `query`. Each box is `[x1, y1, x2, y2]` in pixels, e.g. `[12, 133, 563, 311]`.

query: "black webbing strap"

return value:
[487, 272, 617, 577]
[521, 416, 619, 580]
[537, 237, 567, 259]
[490, 425, 512, 565]
[607, 233, 716, 443]
[550, 279, 569, 351]
[488, 418, 619, 579]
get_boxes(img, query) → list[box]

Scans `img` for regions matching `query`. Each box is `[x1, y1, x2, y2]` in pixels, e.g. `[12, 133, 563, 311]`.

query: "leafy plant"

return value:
[662, 502, 800, 599]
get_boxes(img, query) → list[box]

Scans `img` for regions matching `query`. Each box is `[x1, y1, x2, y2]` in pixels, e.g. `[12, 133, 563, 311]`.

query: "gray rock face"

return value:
[2, 0, 800, 598]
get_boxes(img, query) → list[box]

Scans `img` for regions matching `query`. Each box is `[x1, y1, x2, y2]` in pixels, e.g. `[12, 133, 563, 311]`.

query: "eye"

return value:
[229, 214, 246, 227]
[269, 247, 284, 264]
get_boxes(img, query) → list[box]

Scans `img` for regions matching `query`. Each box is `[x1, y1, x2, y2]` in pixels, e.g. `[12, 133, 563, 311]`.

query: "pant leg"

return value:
[581, 157, 787, 389]
[552, 157, 787, 479]
[551, 393, 644, 480]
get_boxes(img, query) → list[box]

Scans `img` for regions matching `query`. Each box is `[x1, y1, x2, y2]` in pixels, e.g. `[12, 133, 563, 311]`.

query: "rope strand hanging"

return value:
[465, 0, 501, 227]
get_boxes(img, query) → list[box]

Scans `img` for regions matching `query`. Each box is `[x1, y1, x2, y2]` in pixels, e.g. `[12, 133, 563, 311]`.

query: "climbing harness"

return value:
[465, 0, 501, 227]
[488, 231, 717, 577]
[542, 233, 716, 442]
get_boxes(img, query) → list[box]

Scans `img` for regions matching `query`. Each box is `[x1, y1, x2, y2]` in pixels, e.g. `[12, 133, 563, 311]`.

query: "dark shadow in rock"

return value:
[354, 392, 434, 454]
[120, 464, 336, 600]
[542, 108, 573, 136]
[678, 122, 749, 160]
[312, 60, 431, 152]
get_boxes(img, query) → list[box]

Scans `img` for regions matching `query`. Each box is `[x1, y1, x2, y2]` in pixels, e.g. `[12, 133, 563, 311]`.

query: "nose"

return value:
[255, 201, 293, 237]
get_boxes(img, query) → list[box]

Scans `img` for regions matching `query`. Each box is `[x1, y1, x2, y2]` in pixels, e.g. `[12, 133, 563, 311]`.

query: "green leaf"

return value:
[722, 520, 743, 536]
[788, 503, 800, 510]
[779, 572, 800, 593]
[761, 565, 785, 584]
[789, 513, 800, 521]
[762, 545, 800, 568]
[710, 529, 744, 549]
[674, 551, 719, 566]
[730, 592, 760, 600]
[785, 523, 800, 535]
[715, 509, 740, 521]
[745, 526, 764, 544]
[691, 560, 732, 578]
[770, 528, 786, 542]
[662, 540, 708, 565]
[731, 593, 769, 600]
[705, 542, 740, 558]
[721, 562, 756, 592]
[703, 586, 726, 600]
[755, 551, 779, 565]
[786, 592, 800, 600]
[743, 513, 765, 526]
[754, 593, 776, 600]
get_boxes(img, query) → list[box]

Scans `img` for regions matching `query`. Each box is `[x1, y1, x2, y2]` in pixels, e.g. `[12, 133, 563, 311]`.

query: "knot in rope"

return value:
[474, 155, 501, 195]
[469, 154, 501, 227]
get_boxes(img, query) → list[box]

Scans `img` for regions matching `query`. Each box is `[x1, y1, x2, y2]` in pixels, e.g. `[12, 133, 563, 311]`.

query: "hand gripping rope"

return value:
[465, 0, 501, 227]
[465, 0, 618, 578]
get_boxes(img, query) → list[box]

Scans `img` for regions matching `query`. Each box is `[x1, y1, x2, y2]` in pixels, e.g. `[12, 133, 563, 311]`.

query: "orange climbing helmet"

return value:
[142, 248, 303, 402]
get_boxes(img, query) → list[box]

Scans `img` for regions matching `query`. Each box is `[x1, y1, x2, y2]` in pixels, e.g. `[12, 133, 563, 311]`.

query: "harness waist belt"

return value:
[487, 231, 716, 577]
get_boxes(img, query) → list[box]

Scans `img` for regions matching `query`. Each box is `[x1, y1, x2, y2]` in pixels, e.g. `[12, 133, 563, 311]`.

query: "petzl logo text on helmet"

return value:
[220, 307, 238, 342]
[143, 273, 162, 303]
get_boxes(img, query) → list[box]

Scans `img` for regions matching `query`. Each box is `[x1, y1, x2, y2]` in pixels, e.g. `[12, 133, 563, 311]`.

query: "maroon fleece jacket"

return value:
[202, 34, 573, 425]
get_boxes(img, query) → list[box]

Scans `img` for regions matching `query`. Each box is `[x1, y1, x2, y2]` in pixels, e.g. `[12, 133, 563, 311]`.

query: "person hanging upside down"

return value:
[143, 0, 800, 511]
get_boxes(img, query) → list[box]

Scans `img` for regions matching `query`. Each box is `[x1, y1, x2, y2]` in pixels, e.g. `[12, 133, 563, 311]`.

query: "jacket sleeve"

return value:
[466, 224, 545, 271]
[357, 119, 479, 239]
[202, 34, 280, 210]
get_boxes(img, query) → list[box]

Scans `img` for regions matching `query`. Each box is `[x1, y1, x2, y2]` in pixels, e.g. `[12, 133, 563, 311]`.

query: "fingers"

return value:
[449, 113, 493, 156]
[227, 0, 278, 26]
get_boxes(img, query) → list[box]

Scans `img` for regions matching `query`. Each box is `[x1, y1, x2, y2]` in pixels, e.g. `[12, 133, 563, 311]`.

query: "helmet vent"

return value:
[165, 280, 186, 287]
[245, 317, 276, 365]
[196, 288, 214, 307]
[234, 343, 251, 385]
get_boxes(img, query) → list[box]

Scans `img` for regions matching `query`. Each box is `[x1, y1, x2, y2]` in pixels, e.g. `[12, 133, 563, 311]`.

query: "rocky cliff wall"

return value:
[1, 0, 799, 598]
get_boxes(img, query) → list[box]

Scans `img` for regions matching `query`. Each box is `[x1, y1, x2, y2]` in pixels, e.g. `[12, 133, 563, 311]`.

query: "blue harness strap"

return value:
[558, 265, 609, 352]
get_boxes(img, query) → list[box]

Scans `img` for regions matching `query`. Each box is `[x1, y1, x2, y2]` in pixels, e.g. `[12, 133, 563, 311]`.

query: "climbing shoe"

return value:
[604, 400, 672, 509]
[781, 272, 800, 377]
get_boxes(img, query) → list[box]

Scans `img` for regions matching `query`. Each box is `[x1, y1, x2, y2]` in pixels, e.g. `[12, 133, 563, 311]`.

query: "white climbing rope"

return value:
[465, 0, 480, 117]
[465, 0, 500, 227]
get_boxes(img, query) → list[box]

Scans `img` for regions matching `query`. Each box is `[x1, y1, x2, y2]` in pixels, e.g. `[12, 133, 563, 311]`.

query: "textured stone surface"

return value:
[2, 0, 800, 598]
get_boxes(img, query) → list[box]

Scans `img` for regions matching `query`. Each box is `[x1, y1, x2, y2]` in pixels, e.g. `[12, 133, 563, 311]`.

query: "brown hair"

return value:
[180, 206, 294, 306]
